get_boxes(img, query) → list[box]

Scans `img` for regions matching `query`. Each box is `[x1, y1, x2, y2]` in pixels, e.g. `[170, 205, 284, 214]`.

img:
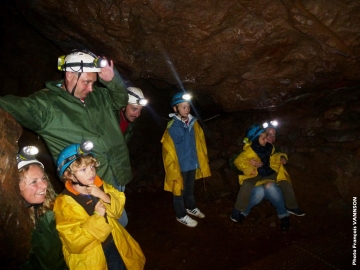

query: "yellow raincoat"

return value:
[161, 120, 211, 196]
[53, 177, 145, 270]
[234, 143, 291, 186]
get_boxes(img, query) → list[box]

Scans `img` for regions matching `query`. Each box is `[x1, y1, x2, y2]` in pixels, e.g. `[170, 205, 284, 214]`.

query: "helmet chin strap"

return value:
[63, 69, 82, 97]
[71, 175, 89, 187]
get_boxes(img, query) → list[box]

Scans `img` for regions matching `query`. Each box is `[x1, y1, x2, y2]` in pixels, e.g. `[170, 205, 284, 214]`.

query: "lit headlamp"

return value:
[17, 146, 44, 170]
[17, 146, 39, 161]
[127, 90, 148, 106]
[262, 120, 278, 129]
[182, 94, 192, 101]
[57, 56, 107, 71]
[79, 141, 94, 154]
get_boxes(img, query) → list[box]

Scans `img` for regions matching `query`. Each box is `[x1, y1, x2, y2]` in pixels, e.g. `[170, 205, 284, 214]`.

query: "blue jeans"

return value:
[242, 182, 289, 219]
[173, 170, 197, 218]
[114, 184, 128, 227]
[103, 241, 126, 270]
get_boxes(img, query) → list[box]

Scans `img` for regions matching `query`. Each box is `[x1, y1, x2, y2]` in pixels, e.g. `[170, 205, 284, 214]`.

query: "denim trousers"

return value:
[242, 182, 289, 219]
[114, 184, 128, 227]
[277, 180, 299, 209]
[173, 170, 197, 218]
[234, 172, 277, 211]
[103, 241, 126, 270]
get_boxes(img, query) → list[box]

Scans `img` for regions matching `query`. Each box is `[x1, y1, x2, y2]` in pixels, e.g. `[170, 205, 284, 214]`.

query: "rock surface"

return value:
[1, 0, 360, 111]
[0, 109, 32, 269]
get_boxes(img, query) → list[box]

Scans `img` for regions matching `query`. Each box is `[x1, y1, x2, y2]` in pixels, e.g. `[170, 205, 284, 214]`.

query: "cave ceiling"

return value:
[2, 0, 360, 112]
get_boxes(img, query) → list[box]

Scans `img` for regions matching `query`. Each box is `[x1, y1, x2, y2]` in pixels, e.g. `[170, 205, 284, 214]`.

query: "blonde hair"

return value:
[61, 155, 99, 181]
[18, 164, 56, 226]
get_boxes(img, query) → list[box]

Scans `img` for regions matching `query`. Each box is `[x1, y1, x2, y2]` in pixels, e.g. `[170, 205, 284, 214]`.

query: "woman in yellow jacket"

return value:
[54, 142, 145, 270]
[266, 122, 304, 216]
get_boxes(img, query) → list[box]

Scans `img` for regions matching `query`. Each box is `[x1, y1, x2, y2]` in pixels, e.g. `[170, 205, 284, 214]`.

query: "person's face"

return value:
[72, 163, 96, 185]
[66, 72, 97, 99]
[174, 102, 191, 119]
[19, 165, 48, 204]
[266, 127, 277, 144]
[258, 132, 267, 146]
[124, 104, 143, 122]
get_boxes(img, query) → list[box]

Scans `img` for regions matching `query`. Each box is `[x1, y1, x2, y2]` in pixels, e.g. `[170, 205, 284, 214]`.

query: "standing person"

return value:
[161, 92, 211, 228]
[263, 121, 305, 216]
[54, 141, 145, 270]
[0, 49, 132, 226]
[116, 87, 147, 227]
[119, 87, 148, 143]
[17, 146, 67, 270]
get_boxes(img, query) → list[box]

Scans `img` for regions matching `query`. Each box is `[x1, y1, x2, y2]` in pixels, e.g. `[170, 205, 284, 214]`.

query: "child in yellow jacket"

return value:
[54, 141, 145, 270]
[161, 92, 211, 228]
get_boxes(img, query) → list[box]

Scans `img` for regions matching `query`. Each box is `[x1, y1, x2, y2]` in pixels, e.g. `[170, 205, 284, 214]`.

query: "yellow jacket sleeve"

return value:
[102, 182, 126, 219]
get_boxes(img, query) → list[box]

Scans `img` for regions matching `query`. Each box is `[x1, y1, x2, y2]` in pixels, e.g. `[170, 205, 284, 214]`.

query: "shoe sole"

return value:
[230, 216, 238, 222]
[186, 209, 205, 218]
[176, 218, 198, 227]
[287, 210, 305, 217]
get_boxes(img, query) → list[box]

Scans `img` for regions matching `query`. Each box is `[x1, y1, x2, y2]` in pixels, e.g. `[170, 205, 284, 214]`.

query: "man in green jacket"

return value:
[0, 49, 132, 225]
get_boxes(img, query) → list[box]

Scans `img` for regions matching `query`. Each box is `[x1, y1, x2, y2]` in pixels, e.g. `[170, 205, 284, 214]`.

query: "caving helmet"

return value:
[17, 146, 44, 170]
[56, 141, 94, 178]
[127, 87, 148, 106]
[245, 125, 265, 142]
[170, 92, 192, 107]
[57, 49, 107, 73]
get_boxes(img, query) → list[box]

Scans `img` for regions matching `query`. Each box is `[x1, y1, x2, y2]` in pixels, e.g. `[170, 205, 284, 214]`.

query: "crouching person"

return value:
[54, 141, 145, 270]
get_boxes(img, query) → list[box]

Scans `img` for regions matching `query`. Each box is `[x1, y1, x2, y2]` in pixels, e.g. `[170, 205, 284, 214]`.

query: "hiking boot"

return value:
[280, 216, 290, 231]
[176, 215, 198, 227]
[287, 208, 305, 217]
[230, 208, 245, 223]
[186, 208, 205, 218]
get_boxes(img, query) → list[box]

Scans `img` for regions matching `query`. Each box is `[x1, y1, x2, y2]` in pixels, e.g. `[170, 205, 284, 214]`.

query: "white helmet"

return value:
[127, 87, 148, 106]
[17, 146, 44, 170]
[57, 49, 107, 72]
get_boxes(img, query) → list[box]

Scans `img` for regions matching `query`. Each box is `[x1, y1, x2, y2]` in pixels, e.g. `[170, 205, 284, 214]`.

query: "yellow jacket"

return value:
[234, 143, 291, 186]
[161, 120, 211, 196]
[53, 178, 145, 270]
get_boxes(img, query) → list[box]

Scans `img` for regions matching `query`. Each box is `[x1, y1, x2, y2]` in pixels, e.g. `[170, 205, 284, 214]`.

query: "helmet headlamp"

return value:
[262, 120, 278, 129]
[57, 50, 106, 72]
[127, 90, 148, 106]
[182, 94, 192, 101]
[17, 146, 44, 170]
[170, 92, 192, 107]
[80, 141, 94, 153]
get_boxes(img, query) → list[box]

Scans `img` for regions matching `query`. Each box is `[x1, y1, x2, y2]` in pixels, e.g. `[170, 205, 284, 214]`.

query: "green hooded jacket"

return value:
[0, 70, 132, 186]
[20, 211, 68, 270]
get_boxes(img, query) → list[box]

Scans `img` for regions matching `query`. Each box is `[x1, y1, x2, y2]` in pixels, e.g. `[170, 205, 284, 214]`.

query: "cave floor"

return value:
[125, 184, 352, 270]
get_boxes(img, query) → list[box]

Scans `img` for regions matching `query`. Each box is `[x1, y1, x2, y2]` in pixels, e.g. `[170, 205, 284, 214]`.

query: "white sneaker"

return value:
[176, 215, 198, 227]
[186, 208, 205, 218]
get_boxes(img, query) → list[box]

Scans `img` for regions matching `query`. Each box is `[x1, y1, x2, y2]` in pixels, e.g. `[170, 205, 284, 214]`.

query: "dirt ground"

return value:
[125, 180, 354, 270]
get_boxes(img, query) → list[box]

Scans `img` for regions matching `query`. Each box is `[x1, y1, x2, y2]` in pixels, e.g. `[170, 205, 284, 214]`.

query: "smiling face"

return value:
[19, 164, 48, 204]
[174, 101, 191, 120]
[266, 127, 277, 144]
[123, 103, 143, 122]
[65, 72, 97, 99]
